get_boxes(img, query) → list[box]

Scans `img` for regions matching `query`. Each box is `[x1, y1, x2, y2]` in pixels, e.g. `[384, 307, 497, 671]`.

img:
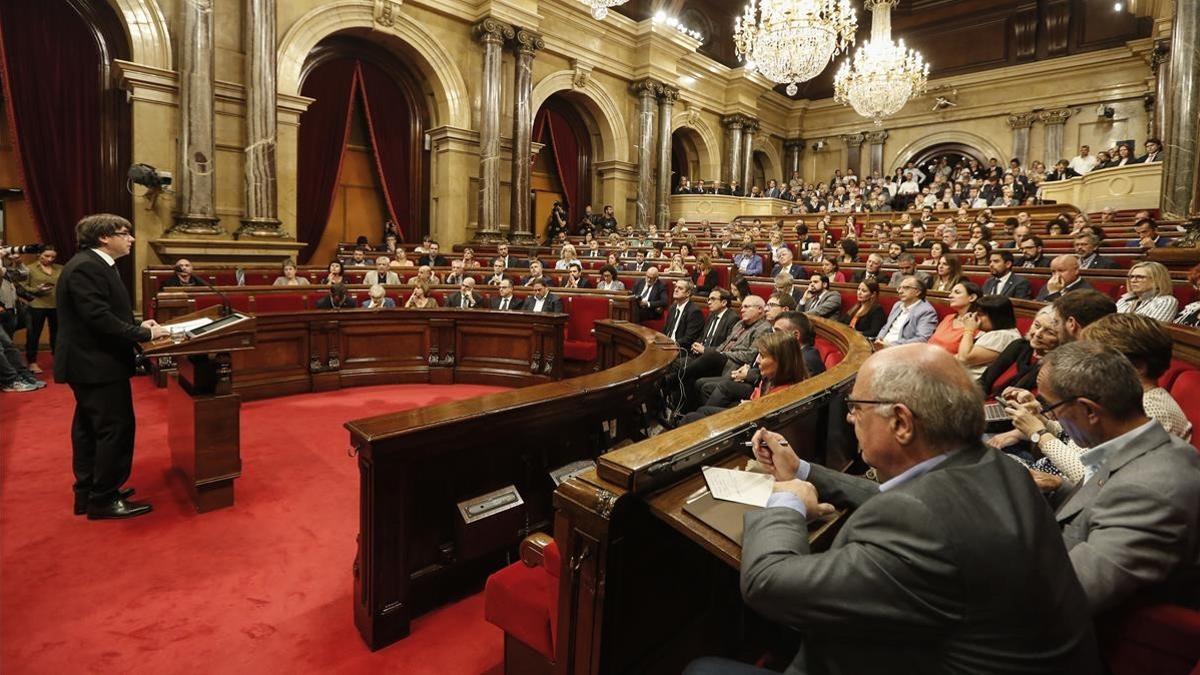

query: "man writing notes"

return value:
[686, 343, 1099, 675]
[56, 214, 170, 520]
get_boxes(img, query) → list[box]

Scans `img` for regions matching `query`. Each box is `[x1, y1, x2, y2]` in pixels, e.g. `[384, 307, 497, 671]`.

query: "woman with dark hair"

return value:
[929, 280, 981, 354]
[957, 295, 1020, 378]
[692, 255, 719, 295]
[322, 260, 344, 285]
[972, 241, 992, 266]
[678, 330, 808, 425]
[595, 265, 625, 292]
[921, 241, 946, 268]
[839, 280, 885, 338]
[931, 254, 963, 293]
[821, 258, 847, 284]
[837, 238, 859, 263]
[731, 276, 753, 303]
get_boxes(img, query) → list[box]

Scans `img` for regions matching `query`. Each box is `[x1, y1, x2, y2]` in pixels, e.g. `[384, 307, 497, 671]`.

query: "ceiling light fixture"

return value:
[734, 0, 857, 96]
[833, 0, 929, 124]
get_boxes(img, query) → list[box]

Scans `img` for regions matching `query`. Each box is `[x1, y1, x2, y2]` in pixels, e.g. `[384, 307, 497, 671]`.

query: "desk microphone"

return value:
[179, 264, 233, 317]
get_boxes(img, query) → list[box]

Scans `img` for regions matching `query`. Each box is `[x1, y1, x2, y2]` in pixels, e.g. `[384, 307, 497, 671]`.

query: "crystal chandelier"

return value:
[581, 0, 627, 21]
[734, 0, 857, 96]
[833, 0, 929, 125]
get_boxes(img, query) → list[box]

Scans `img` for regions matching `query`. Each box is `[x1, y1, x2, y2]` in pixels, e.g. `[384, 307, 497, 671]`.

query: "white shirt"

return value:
[93, 248, 116, 266]
[881, 302, 915, 345]
[531, 296, 546, 311]
[1069, 154, 1098, 175]
[497, 296, 513, 310]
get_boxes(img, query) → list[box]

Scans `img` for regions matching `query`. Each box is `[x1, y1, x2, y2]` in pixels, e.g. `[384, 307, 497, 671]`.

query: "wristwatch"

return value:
[1029, 429, 1044, 445]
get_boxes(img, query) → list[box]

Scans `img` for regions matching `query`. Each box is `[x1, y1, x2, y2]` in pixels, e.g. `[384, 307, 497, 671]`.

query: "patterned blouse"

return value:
[1116, 292, 1179, 322]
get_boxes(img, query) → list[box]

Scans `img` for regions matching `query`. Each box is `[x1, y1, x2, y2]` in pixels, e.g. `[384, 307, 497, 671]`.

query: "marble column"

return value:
[721, 115, 744, 186]
[740, 119, 758, 190]
[1007, 112, 1036, 169]
[865, 130, 888, 176]
[237, 0, 284, 239]
[508, 28, 543, 245]
[631, 79, 659, 231]
[1039, 108, 1073, 166]
[655, 85, 677, 230]
[473, 18, 514, 243]
[1162, 3, 1199, 220]
[842, 133, 865, 178]
[172, 0, 221, 235]
[1150, 40, 1170, 139]
[783, 139, 804, 179]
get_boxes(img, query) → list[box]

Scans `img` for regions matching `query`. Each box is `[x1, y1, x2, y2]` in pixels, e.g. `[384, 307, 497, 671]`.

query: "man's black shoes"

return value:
[86, 497, 152, 520]
[74, 488, 138, 516]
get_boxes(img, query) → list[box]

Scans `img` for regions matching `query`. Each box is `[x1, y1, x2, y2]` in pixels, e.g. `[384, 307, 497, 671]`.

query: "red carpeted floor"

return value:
[1, 371, 508, 674]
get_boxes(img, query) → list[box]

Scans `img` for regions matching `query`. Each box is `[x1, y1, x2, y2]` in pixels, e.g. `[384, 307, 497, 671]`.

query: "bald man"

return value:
[161, 258, 203, 288]
[1036, 254, 1093, 301]
[687, 344, 1100, 675]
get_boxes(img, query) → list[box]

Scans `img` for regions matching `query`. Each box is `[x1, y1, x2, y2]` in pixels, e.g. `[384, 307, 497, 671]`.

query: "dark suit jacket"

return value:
[417, 254, 448, 267]
[1036, 277, 1093, 302]
[698, 308, 738, 348]
[851, 269, 891, 285]
[1080, 254, 1120, 270]
[446, 291, 485, 309]
[692, 269, 719, 295]
[661, 302, 704, 349]
[54, 249, 150, 385]
[1019, 254, 1052, 269]
[742, 446, 1100, 675]
[982, 273, 1032, 299]
[769, 263, 806, 279]
[559, 276, 592, 289]
[489, 295, 521, 311]
[495, 255, 528, 269]
[316, 295, 358, 309]
[631, 278, 669, 318]
[522, 293, 563, 313]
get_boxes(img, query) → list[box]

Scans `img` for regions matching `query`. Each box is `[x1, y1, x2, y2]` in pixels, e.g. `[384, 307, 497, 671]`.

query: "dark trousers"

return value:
[0, 328, 32, 384]
[70, 379, 136, 504]
[681, 350, 728, 410]
[25, 307, 56, 362]
[706, 380, 756, 408]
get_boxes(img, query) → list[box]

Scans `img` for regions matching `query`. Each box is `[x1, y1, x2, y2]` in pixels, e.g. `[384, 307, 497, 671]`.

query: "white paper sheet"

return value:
[166, 317, 214, 332]
[702, 466, 774, 507]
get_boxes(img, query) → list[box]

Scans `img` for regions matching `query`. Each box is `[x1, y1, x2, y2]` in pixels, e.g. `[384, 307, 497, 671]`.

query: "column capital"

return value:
[1150, 38, 1170, 74]
[841, 132, 866, 148]
[864, 130, 889, 144]
[1038, 108, 1074, 125]
[1007, 112, 1038, 129]
[658, 85, 679, 104]
[511, 27, 544, 55]
[722, 113, 757, 130]
[473, 17, 514, 45]
[630, 78, 661, 100]
[783, 138, 805, 150]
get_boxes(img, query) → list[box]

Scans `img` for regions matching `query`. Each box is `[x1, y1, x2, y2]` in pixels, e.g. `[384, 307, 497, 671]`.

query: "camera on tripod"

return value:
[0, 243, 45, 256]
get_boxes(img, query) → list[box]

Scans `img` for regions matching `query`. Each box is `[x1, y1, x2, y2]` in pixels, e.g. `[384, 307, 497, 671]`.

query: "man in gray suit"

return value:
[686, 344, 1100, 675]
[797, 274, 841, 318]
[363, 256, 401, 286]
[1040, 342, 1200, 613]
[874, 275, 939, 348]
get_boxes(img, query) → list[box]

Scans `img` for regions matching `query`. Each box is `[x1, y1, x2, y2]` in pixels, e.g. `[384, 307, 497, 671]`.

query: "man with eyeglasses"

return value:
[684, 344, 1100, 675]
[56, 214, 170, 520]
[874, 276, 938, 349]
[1018, 235, 1051, 268]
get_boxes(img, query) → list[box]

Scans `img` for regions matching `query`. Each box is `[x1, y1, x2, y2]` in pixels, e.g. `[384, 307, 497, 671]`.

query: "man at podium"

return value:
[55, 214, 169, 520]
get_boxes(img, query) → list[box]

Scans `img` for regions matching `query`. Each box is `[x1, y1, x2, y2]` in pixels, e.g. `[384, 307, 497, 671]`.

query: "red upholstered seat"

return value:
[748, 282, 773, 301]
[878, 294, 898, 315]
[254, 293, 309, 313]
[1102, 604, 1200, 675]
[1167, 370, 1200, 434]
[564, 296, 610, 362]
[1159, 359, 1194, 390]
[484, 541, 561, 661]
[1015, 316, 1033, 335]
[194, 293, 251, 312]
[1089, 278, 1124, 300]
[813, 336, 844, 369]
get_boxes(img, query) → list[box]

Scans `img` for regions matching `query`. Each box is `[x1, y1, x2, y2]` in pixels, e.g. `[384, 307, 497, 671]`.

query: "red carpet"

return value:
[1, 371, 508, 674]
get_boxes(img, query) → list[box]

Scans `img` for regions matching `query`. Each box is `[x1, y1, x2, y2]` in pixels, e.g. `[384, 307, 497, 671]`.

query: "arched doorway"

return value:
[906, 143, 988, 174]
[751, 150, 772, 193]
[671, 127, 705, 190]
[297, 36, 431, 263]
[531, 93, 593, 239]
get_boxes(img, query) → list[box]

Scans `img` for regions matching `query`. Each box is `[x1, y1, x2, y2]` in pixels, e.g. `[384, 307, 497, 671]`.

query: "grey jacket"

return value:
[802, 289, 842, 319]
[741, 445, 1100, 675]
[720, 318, 771, 366]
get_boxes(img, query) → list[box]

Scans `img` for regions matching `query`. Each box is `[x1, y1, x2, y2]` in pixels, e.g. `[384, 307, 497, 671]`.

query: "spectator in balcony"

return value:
[1072, 232, 1119, 270]
[875, 275, 939, 349]
[1037, 255, 1093, 301]
[322, 260, 344, 285]
[408, 265, 440, 286]
[1172, 263, 1200, 327]
[1117, 261, 1178, 321]
[364, 256, 401, 286]
[930, 254, 964, 293]
[1045, 159, 1079, 182]
[273, 259, 310, 286]
[733, 243, 764, 277]
[1068, 145, 1098, 175]
[1134, 137, 1164, 163]
[596, 265, 625, 292]
[982, 251, 1032, 299]
[403, 281, 439, 309]
[1110, 143, 1136, 168]
[316, 282, 356, 309]
[363, 284, 395, 309]
[839, 280, 886, 339]
[1129, 217, 1172, 249]
[161, 258, 203, 288]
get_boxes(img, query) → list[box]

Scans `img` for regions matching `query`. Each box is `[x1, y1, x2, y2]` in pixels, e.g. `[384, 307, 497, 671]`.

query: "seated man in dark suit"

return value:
[1073, 233, 1120, 269]
[631, 267, 669, 321]
[488, 279, 520, 311]
[660, 279, 704, 349]
[1036, 255, 1093, 301]
[624, 249, 649, 272]
[416, 240, 448, 267]
[316, 282, 358, 309]
[1133, 137, 1164, 163]
[446, 277, 485, 309]
[160, 258, 204, 288]
[520, 260, 547, 287]
[982, 251, 1032, 299]
[851, 253, 891, 285]
[493, 243, 526, 270]
[690, 290, 738, 355]
[521, 278, 562, 313]
[768, 247, 804, 279]
[681, 296, 770, 410]
[686, 343, 1100, 675]
[1129, 217, 1172, 249]
[559, 262, 592, 289]
[1018, 235, 1052, 268]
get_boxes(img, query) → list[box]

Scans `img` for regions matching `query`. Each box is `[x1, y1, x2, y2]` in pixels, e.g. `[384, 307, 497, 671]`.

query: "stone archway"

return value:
[105, 0, 171, 68]
[888, 130, 1004, 172]
[751, 139, 782, 187]
[278, 0, 469, 129]
[671, 111, 720, 182]
[530, 72, 630, 165]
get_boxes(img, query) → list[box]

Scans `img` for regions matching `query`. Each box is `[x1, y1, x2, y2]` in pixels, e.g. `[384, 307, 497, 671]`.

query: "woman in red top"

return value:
[820, 258, 847, 284]
[749, 330, 809, 400]
[929, 280, 981, 354]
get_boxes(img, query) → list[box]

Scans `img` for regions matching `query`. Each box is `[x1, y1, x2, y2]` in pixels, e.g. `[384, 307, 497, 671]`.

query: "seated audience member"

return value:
[485, 259, 507, 286]
[343, 247, 370, 267]
[404, 281, 439, 308]
[930, 254, 963, 293]
[731, 277, 754, 304]
[692, 255, 719, 295]
[929, 281, 981, 354]
[769, 247, 804, 279]
[840, 281, 886, 338]
[1134, 137, 1164, 163]
[364, 256, 401, 286]
[1045, 159, 1080, 181]
[1037, 255, 1092, 301]
[883, 241, 905, 264]
[919, 242, 946, 268]
[560, 262, 591, 289]
[852, 253, 890, 285]
[799, 274, 841, 318]
[631, 267, 668, 321]
[875, 276, 939, 348]
[316, 282, 356, 309]
[690, 290, 738, 356]
[1055, 289, 1119, 342]
[161, 258, 204, 287]
[413, 235, 433, 255]
[521, 278, 562, 313]
[378, 233, 399, 254]
[390, 248, 414, 268]
[685, 344, 1100, 675]
[1073, 233, 1119, 269]
[417, 240, 448, 267]
[273, 259, 310, 286]
[665, 254, 688, 276]
[680, 331, 808, 425]
[446, 277, 484, 309]
[681, 296, 769, 409]
[978, 305, 1062, 394]
[1173, 263, 1200, 327]
[555, 244, 579, 271]
[443, 259, 467, 285]
[661, 279, 704, 349]
[408, 265, 440, 286]
[765, 292, 797, 323]
[887, 253, 930, 290]
[1023, 341, 1200, 614]
[460, 247, 481, 269]
[488, 279, 519, 311]
[733, 244, 764, 277]
[1117, 261, 1178, 321]
[971, 241, 992, 267]
[520, 260, 547, 287]
[493, 243, 523, 269]
[956, 295, 1020, 378]
[595, 264, 625, 292]
[1129, 217, 1172, 249]
[625, 249, 649, 272]
[820, 258, 847, 284]
[982, 251, 1032, 299]
[322, 260, 345, 285]
[837, 238, 859, 264]
[1018, 235, 1051, 268]
[363, 284, 395, 309]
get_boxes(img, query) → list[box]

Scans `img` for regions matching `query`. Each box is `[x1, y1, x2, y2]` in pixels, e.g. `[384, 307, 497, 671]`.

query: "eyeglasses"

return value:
[1127, 274, 1149, 281]
[111, 231, 134, 238]
[766, 301, 781, 307]
[845, 398, 905, 415]
[1036, 394, 1079, 420]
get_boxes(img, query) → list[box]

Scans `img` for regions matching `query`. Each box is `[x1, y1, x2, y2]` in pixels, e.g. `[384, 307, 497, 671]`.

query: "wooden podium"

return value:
[141, 305, 257, 512]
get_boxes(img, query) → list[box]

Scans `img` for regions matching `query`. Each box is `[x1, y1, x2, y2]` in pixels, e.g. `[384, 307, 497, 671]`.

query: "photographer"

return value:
[22, 245, 61, 373]
[545, 201, 569, 245]
[1, 245, 30, 337]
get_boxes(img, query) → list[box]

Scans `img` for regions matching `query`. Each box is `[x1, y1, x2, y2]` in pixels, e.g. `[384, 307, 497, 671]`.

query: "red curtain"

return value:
[534, 107, 582, 228]
[0, 1, 102, 254]
[296, 59, 358, 263]
[357, 60, 415, 244]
